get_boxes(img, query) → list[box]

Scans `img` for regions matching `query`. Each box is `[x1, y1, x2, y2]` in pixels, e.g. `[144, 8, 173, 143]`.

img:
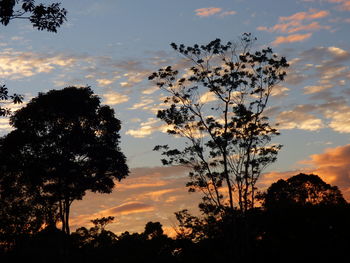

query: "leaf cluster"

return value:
[0, 85, 23, 116]
[0, 0, 67, 32]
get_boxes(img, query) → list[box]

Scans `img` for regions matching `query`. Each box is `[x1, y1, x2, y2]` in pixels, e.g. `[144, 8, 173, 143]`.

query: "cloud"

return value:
[194, 7, 236, 17]
[102, 91, 129, 105]
[142, 86, 158, 95]
[0, 118, 11, 132]
[101, 202, 155, 216]
[272, 91, 350, 133]
[279, 9, 329, 21]
[325, 106, 350, 133]
[125, 118, 169, 138]
[119, 72, 150, 88]
[271, 85, 290, 97]
[129, 97, 154, 110]
[327, 0, 350, 11]
[220, 11, 237, 17]
[299, 46, 350, 62]
[261, 42, 350, 156]
[259, 21, 329, 34]
[195, 7, 222, 17]
[199, 91, 218, 103]
[70, 202, 155, 229]
[258, 9, 330, 45]
[272, 33, 312, 45]
[70, 165, 200, 235]
[276, 110, 325, 131]
[0, 50, 77, 79]
[0, 99, 30, 134]
[303, 85, 332, 94]
[0, 48, 173, 98]
[96, 78, 115, 86]
[285, 46, 350, 89]
[142, 189, 178, 202]
[287, 22, 330, 33]
[302, 144, 350, 199]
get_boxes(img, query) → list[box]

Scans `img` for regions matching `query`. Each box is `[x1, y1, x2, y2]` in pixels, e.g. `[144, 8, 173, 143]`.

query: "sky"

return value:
[1, 0, 350, 235]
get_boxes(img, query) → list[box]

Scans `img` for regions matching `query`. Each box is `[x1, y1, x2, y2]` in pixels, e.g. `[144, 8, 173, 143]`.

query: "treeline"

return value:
[1, 173, 349, 263]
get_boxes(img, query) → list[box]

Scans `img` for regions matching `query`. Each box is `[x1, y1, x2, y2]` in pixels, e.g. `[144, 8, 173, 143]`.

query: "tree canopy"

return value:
[259, 173, 347, 209]
[0, 86, 129, 235]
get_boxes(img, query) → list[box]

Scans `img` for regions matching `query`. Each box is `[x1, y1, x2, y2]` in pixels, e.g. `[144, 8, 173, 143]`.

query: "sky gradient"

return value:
[1, 0, 350, 235]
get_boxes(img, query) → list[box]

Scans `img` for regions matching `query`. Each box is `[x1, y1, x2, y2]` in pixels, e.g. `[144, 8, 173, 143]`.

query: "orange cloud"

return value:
[70, 202, 155, 229]
[195, 7, 222, 17]
[258, 14, 330, 34]
[279, 9, 329, 21]
[258, 9, 330, 45]
[70, 165, 201, 234]
[303, 144, 350, 199]
[142, 189, 178, 202]
[287, 21, 330, 33]
[101, 202, 155, 216]
[102, 91, 129, 105]
[327, 0, 350, 11]
[194, 8, 236, 17]
[116, 181, 168, 190]
[303, 85, 332, 94]
[272, 33, 312, 45]
[220, 10, 237, 17]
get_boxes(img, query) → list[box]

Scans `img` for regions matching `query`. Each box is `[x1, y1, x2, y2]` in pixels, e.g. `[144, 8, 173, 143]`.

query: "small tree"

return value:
[143, 221, 164, 240]
[150, 34, 288, 213]
[0, 87, 129, 234]
[259, 173, 347, 209]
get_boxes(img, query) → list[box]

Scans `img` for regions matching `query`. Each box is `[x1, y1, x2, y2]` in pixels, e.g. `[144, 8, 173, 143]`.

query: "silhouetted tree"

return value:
[173, 208, 263, 262]
[144, 221, 164, 239]
[0, 164, 45, 249]
[71, 216, 117, 258]
[150, 34, 288, 213]
[257, 173, 350, 262]
[0, 87, 128, 235]
[259, 173, 347, 209]
[114, 222, 175, 263]
[0, 0, 67, 32]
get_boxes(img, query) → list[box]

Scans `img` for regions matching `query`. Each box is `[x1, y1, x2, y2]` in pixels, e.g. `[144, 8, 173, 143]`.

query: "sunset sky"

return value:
[1, 0, 350, 235]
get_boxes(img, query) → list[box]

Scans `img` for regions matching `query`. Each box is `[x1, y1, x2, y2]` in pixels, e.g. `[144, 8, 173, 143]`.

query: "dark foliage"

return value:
[0, 85, 23, 116]
[0, 0, 67, 32]
[0, 87, 129, 238]
[0, 175, 349, 263]
[258, 173, 347, 209]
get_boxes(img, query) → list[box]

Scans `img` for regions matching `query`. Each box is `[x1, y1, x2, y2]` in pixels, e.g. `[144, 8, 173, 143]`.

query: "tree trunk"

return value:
[59, 199, 66, 233]
[64, 199, 70, 235]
